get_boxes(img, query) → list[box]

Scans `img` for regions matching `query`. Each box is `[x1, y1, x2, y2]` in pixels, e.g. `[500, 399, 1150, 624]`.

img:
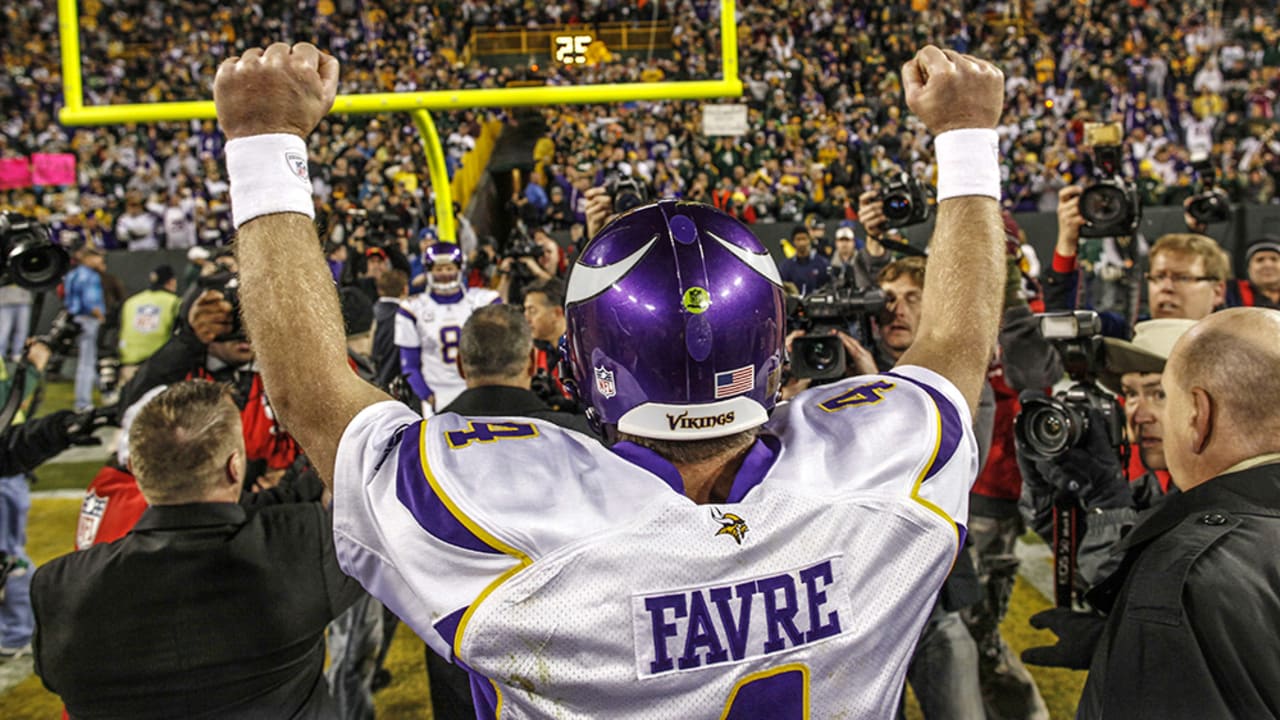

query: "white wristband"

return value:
[934, 128, 1001, 202]
[225, 134, 315, 229]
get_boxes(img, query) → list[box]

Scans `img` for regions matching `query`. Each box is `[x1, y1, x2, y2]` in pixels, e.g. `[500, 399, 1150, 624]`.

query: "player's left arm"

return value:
[216, 44, 389, 490]
[895, 48, 1006, 416]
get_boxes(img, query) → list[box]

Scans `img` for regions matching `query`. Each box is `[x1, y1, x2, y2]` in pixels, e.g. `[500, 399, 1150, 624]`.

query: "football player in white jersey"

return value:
[219, 42, 1006, 719]
[395, 242, 500, 416]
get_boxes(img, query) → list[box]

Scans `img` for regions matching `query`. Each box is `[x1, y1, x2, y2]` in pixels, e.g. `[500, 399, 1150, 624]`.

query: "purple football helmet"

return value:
[564, 200, 785, 440]
[424, 242, 465, 293]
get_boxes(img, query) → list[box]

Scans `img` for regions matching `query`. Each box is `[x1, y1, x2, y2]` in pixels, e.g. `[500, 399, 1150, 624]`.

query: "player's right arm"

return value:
[895, 47, 1006, 416]
[215, 44, 389, 489]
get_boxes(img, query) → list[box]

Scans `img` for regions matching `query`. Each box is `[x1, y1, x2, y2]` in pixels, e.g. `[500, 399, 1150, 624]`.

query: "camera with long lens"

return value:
[503, 220, 543, 281]
[602, 169, 650, 215]
[1078, 123, 1141, 238]
[789, 270, 887, 380]
[877, 171, 932, 229]
[0, 212, 71, 290]
[504, 220, 542, 260]
[1186, 156, 1230, 226]
[195, 271, 245, 342]
[35, 311, 82, 358]
[1014, 311, 1124, 460]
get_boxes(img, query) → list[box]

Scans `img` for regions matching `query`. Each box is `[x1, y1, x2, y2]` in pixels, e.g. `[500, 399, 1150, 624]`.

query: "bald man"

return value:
[1072, 308, 1280, 718]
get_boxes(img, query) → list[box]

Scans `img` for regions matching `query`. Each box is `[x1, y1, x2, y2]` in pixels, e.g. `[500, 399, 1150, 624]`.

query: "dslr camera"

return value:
[36, 311, 82, 358]
[877, 171, 932, 229]
[1078, 123, 1141, 238]
[504, 221, 542, 261]
[789, 270, 886, 381]
[196, 271, 245, 342]
[602, 169, 650, 214]
[1014, 311, 1124, 460]
[1186, 155, 1230, 226]
[0, 211, 70, 291]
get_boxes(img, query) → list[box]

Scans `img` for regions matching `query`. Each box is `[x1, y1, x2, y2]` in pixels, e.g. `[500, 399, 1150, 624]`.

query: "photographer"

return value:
[496, 227, 560, 307]
[118, 276, 301, 489]
[1, 337, 107, 661]
[1019, 319, 1194, 591]
[522, 278, 577, 412]
[1026, 309, 1280, 718]
[1045, 185, 1228, 329]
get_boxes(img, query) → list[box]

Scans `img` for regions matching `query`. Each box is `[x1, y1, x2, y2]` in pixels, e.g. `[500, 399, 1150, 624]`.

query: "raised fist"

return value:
[213, 42, 340, 141]
[902, 46, 1004, 135]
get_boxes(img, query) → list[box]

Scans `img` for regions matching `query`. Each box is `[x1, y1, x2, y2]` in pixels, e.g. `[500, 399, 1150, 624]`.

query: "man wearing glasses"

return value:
[1048, 186, 1229, 328]
[1143, 233, 1228, 321]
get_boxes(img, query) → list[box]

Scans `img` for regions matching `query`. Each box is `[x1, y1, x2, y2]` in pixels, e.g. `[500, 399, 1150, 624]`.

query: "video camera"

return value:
[0, 211, 70, 291]
[1078, 123, 1141, 238]
[788, 270, 886, 381]
[1186, 155, 1231, 226]
[196, 270, 245, 342]
[602, 169, 650, 215]
[877, 171, 932, 229]
[1014, 311, 1124, 460]
[504, 220, 542, 260]
[345, 208, 403, 239]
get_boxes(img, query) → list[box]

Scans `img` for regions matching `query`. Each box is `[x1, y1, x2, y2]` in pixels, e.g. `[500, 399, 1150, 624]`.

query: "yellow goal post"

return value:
[56, 0, 743, 241]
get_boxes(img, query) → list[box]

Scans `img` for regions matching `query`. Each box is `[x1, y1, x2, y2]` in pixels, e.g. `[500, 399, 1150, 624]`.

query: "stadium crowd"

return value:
[2, 2, 1280, 720]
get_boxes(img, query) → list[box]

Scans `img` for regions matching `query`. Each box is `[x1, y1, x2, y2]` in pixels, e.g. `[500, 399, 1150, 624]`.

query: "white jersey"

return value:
[334, 366, 976, 719]
[393, 287, 499, 408]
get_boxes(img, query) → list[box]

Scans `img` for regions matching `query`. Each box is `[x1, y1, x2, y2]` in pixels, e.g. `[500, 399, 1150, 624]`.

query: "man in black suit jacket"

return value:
[31, 381, 361, 719]
[426, 304, 598, 719]
[372, 269, 407, 389]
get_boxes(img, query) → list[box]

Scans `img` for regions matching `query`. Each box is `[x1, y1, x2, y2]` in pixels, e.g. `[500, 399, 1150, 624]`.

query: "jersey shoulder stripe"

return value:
[884, 370, 965, 483]
[395, 420, 506, 555]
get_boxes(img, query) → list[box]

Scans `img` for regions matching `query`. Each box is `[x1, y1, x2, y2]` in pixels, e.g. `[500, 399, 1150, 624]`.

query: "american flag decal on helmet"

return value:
[714, 365, 753, 398]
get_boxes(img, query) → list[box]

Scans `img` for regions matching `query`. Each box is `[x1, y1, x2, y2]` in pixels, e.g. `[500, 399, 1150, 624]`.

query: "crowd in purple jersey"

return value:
[1, 0, 1279, 250]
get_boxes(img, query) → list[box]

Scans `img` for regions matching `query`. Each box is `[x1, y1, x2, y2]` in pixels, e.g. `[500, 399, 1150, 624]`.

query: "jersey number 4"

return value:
[818, 380, 896, 413]
[721, 665, 808, 720]
[445, 421, 540, 450]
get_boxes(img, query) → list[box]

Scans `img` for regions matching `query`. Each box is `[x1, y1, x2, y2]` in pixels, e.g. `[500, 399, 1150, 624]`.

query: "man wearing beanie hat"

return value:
[117, 265, 181, 387]
[1225, 236, 1280, 310]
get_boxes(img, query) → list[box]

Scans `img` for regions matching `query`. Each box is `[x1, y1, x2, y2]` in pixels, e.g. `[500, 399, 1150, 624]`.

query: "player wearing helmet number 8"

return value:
[218, 42, 1005, 718]
[394, 242, 500, 416]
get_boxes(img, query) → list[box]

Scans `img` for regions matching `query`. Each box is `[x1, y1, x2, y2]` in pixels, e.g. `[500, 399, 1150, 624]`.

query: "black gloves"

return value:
[1022, 607, 1107, 670]
[59, 407, 113, 447]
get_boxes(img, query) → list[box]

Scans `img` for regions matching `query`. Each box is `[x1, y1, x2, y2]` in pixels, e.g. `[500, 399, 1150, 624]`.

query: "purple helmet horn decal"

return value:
[564, 200, 785, 440]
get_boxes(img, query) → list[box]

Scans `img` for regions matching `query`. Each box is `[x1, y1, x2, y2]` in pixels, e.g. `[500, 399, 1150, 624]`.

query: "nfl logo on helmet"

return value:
[594, 367, 616, 399]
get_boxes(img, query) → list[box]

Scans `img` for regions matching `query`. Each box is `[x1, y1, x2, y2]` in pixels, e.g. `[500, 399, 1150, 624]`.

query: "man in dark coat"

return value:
[1036, 308, 1280, 718]
[31, 381, 361, 719]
